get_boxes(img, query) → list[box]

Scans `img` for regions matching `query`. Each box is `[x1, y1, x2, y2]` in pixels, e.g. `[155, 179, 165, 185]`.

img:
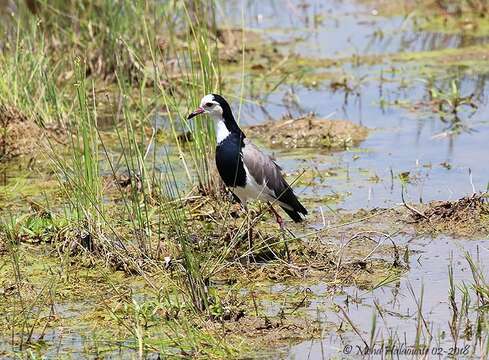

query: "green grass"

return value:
[0, 0, 234, 356]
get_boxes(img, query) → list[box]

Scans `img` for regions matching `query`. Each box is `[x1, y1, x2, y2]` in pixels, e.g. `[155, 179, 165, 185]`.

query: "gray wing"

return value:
[242, 138, 307, 221]
[242, 138, 284, 194]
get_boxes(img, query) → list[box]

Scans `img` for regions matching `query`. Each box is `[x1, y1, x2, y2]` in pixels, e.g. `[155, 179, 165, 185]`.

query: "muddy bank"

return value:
[0, 103, 65, 162]
[216, 27, 264, 63]
[246, 114, 368, 149]
[408, 193, 489, 237]
[339, 193, 489, 239]
[0, 104, 41, 161]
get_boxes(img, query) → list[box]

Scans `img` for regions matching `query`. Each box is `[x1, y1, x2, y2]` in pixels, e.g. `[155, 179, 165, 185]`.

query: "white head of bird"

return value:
[187, 94, 240, 144]
[187, 94, 225, 121]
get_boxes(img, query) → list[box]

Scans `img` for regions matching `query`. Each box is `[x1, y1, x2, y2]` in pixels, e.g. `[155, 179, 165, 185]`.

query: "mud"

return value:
[0, 103, 65, 162]
[408, 193, 489, 236]
[216, 27, 265, 63]
[246, 114, 368, 149]
[210, 315, 321, 352]
[0, 104, 41, 161]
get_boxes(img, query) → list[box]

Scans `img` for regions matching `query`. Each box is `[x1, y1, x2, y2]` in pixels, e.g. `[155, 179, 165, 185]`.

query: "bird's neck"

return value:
[214, 111, 245, 145]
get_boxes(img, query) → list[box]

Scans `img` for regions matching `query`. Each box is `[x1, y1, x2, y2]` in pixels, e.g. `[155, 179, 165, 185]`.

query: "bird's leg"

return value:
[269, 203, 285, 231]
[268, 203, 290, 263]
[245, 204, 254, 264]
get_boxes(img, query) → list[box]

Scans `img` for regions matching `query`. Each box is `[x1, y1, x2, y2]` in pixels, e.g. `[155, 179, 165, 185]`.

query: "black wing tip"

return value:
[297, 203, 308, 216]
[282, 207, 307, 223]
[276, 188, 308, 222]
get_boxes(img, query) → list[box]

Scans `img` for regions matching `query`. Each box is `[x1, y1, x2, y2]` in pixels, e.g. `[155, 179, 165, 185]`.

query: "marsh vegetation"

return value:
[1, 0, 489, 358]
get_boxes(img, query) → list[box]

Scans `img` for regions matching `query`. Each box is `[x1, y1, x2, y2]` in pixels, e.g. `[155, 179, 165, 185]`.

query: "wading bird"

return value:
[188, 94, 307, 229]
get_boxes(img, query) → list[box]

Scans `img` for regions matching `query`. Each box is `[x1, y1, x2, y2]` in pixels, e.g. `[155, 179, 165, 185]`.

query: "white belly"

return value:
[231, 164, 275, 204]
[231, 183, 274, 204]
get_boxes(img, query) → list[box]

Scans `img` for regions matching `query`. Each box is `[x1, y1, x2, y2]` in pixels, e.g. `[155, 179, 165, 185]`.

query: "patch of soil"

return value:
[408, 193, 489, 236]
[0, 104, 41, 161]
[0, 104, 65, 162]
[179, 192, 405, 291]
[246, 114, 369, 149]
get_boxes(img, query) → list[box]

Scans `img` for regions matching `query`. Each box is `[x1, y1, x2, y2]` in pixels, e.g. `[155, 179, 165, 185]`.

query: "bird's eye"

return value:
[205, 102, 213, 107]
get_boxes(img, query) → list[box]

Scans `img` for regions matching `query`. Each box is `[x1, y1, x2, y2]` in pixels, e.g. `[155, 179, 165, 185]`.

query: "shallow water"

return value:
[245, 72, 489, 211]
[281, 235, 488, 358]
[223, 0, 489, 58]
[219, 0, 489, 211]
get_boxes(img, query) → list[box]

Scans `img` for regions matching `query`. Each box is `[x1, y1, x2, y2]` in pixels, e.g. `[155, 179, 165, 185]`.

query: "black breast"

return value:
[215, 133, 247, 188]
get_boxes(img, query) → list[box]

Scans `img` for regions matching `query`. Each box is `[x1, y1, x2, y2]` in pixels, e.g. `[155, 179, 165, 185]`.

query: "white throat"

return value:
[216, 120, 230, 144]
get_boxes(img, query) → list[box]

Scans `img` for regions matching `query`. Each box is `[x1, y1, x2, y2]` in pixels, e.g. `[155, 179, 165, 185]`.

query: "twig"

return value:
[338, 306, 368, 347]
[401, 186, 428, 220]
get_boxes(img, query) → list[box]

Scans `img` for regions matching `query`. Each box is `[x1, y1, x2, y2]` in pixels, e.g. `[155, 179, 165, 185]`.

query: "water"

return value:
[221, 0, 489, 59]
[220, 0, 489, 357]
[220, 1, 489, 211]
[284, 235, 489, 358]
[254, 232, 488, 357]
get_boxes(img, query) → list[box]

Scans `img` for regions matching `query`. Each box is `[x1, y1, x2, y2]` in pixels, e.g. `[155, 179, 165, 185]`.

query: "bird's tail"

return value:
[275, 179, 308, 223]
[281, 205, 307, 223]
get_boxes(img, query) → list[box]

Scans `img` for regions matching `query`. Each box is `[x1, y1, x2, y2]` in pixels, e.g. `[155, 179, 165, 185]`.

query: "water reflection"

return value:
[222, 0, 489, 58]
